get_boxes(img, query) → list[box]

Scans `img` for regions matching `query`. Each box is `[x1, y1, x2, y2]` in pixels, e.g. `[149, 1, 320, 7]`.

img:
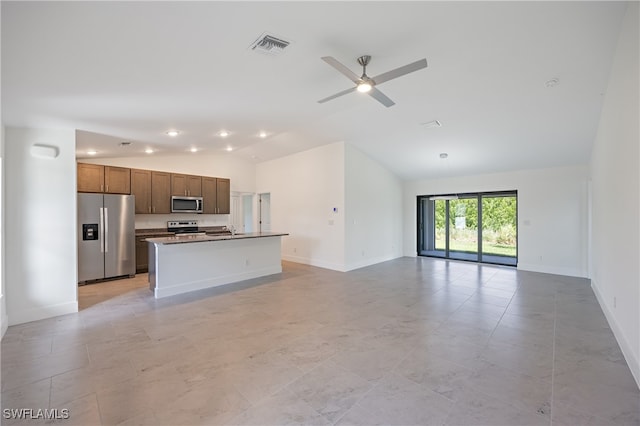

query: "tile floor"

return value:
[1, 258, 639, 425]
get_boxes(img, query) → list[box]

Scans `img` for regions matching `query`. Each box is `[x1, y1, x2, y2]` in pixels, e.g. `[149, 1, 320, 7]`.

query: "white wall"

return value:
[256, 142, 346, 271]
[589, 1, 639, 386]
[4, 128, 78, 325]
[81, 152, 256, 229]
[344, 144, 403, 270]
[403, 165, 589, 278]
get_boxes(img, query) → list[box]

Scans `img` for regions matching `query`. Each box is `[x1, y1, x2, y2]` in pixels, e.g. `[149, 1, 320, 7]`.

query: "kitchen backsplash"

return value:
[135, 214, 229, 230]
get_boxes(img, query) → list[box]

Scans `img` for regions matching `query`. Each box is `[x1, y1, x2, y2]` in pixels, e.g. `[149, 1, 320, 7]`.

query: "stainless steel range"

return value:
[167, 220, 205, 235]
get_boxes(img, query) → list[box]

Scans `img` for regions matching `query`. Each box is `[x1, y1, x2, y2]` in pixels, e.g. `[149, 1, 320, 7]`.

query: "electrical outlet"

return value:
[539, 255, 543, 261]
[293, 247, 297, 253]
[245, 259, 250, 266]
[614, 297, 617, 308]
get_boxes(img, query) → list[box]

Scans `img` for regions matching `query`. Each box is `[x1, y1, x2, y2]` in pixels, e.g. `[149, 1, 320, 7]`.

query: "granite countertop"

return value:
[145, 232, 289, 245]
[135, 226, 232, 237]
[135, 228, 174, 237]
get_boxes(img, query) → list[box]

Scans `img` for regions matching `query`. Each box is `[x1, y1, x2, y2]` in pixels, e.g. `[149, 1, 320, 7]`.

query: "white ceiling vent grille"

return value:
[249, 32, 291, 56]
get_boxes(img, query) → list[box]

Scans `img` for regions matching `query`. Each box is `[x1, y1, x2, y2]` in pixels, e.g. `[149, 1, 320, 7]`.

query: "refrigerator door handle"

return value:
[99, 207, 105, 253]
[104, 207, 109, 253]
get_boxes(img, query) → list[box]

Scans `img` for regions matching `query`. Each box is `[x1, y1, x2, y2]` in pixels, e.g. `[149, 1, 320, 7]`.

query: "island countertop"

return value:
[147, 231, 288, 298]
[145, 231, 289, 245]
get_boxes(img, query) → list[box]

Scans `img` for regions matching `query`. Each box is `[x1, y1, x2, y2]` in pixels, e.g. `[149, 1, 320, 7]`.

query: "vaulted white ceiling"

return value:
[1, 1, 627, 180]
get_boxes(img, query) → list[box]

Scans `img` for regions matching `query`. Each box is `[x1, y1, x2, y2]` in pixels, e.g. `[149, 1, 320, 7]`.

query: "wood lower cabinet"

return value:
[135, 236, 148, 273]
[77, 163, 130, 194]
[171, 173, 202, 197]
[202, 177, 230, 214]
[151, 172, 171, 214]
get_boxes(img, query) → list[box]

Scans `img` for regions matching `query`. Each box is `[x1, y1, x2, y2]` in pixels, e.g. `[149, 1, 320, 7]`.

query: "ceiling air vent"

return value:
[249, 32, 291, 56]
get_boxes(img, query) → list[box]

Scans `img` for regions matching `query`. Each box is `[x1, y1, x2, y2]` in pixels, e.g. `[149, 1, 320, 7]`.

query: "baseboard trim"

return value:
[591, 278, 640, 389]
[8, 300, 78, 326]
[517, 262, 587, 278]
[281, 255, 347, 272]
[344, 253, 403, 272]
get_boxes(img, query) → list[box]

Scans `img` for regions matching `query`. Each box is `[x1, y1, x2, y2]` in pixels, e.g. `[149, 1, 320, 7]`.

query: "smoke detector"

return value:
[422, 120, 442, 128]
[249, 32, 291, 56]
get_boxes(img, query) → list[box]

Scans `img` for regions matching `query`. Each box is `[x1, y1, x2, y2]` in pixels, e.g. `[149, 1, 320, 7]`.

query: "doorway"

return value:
[418, 191, 517, 266]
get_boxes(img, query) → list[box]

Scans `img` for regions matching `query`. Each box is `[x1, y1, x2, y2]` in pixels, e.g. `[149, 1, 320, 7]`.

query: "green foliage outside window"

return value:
[433, 196, 517, 256]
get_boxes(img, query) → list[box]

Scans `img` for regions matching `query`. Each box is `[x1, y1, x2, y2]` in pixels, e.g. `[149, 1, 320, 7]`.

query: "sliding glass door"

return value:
[448, 197, 479, 262]
[417, 191, 517, 266]
[480, 194, 517, 265]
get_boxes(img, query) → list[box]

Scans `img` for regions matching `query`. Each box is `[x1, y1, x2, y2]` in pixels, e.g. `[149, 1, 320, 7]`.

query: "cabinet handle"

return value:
[152, 206, 155, 213]
[148, 206, 151, 213]
[106, 185, 109, 192]
[101, 184, 104, 192]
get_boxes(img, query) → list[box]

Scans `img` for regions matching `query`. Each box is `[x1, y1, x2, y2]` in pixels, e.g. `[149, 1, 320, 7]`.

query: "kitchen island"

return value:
[145, 232, 288, 298]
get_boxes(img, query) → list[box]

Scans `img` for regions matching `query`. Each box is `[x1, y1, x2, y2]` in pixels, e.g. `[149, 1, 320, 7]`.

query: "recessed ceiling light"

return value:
[545, 78, 559, 88]
[166, 130, 180, 137]
[259, 131, 267, 138]
[439, 153, 448, 159]
[145, 148, 154, 154]
[226, 146, 233, 152]
[87, 150, 97, 155]
[190, 147, 198, 153]
[219, 130, 229, 137]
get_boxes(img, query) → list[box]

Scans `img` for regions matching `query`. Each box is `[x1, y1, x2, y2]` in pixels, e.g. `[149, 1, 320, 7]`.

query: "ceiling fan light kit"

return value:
[318, 55, 428, 107]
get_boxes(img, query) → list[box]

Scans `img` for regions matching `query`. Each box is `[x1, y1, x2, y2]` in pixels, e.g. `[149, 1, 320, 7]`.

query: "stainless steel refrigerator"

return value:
[78, 193, 135, 283]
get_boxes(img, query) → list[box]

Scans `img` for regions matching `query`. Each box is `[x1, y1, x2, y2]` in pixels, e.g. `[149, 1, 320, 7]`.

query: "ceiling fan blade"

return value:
[318, 86, 357, 104]
[371, 58, 427, 85]
[321, 56, 360, 84]
[369, 87, 395, 107]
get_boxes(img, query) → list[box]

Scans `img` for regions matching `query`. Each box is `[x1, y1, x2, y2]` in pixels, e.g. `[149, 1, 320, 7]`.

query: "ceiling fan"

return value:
[318, 55, 428, 107]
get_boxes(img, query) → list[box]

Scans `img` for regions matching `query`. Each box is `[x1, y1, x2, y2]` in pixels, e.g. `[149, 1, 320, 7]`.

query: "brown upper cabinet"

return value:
[130, 169, 172, 214]
[171, 174, 202, 197]
[79, 162, 228, 214]
[151, 172, 171, 214]
[131, 169, 152, 214]
[202, 177, 230, 214]
[77, 163, 130, 194]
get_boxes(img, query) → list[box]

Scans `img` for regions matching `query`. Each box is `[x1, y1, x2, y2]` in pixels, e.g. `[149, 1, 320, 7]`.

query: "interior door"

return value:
[259, 193, 271, 232]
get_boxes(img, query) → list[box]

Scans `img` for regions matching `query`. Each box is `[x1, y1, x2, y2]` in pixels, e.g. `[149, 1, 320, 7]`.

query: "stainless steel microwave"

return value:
[171, 196, 203, 213]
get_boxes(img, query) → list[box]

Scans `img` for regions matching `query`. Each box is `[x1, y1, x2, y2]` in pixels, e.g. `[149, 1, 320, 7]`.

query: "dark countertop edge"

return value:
[145, 232, 289, 245]
[136, 226, 232, 237]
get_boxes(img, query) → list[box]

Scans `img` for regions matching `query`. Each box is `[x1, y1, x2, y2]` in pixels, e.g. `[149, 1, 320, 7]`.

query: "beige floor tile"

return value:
[2, 258, 638, 426]
[286, 359, 373, 422]
[335, 373, 453, 426]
